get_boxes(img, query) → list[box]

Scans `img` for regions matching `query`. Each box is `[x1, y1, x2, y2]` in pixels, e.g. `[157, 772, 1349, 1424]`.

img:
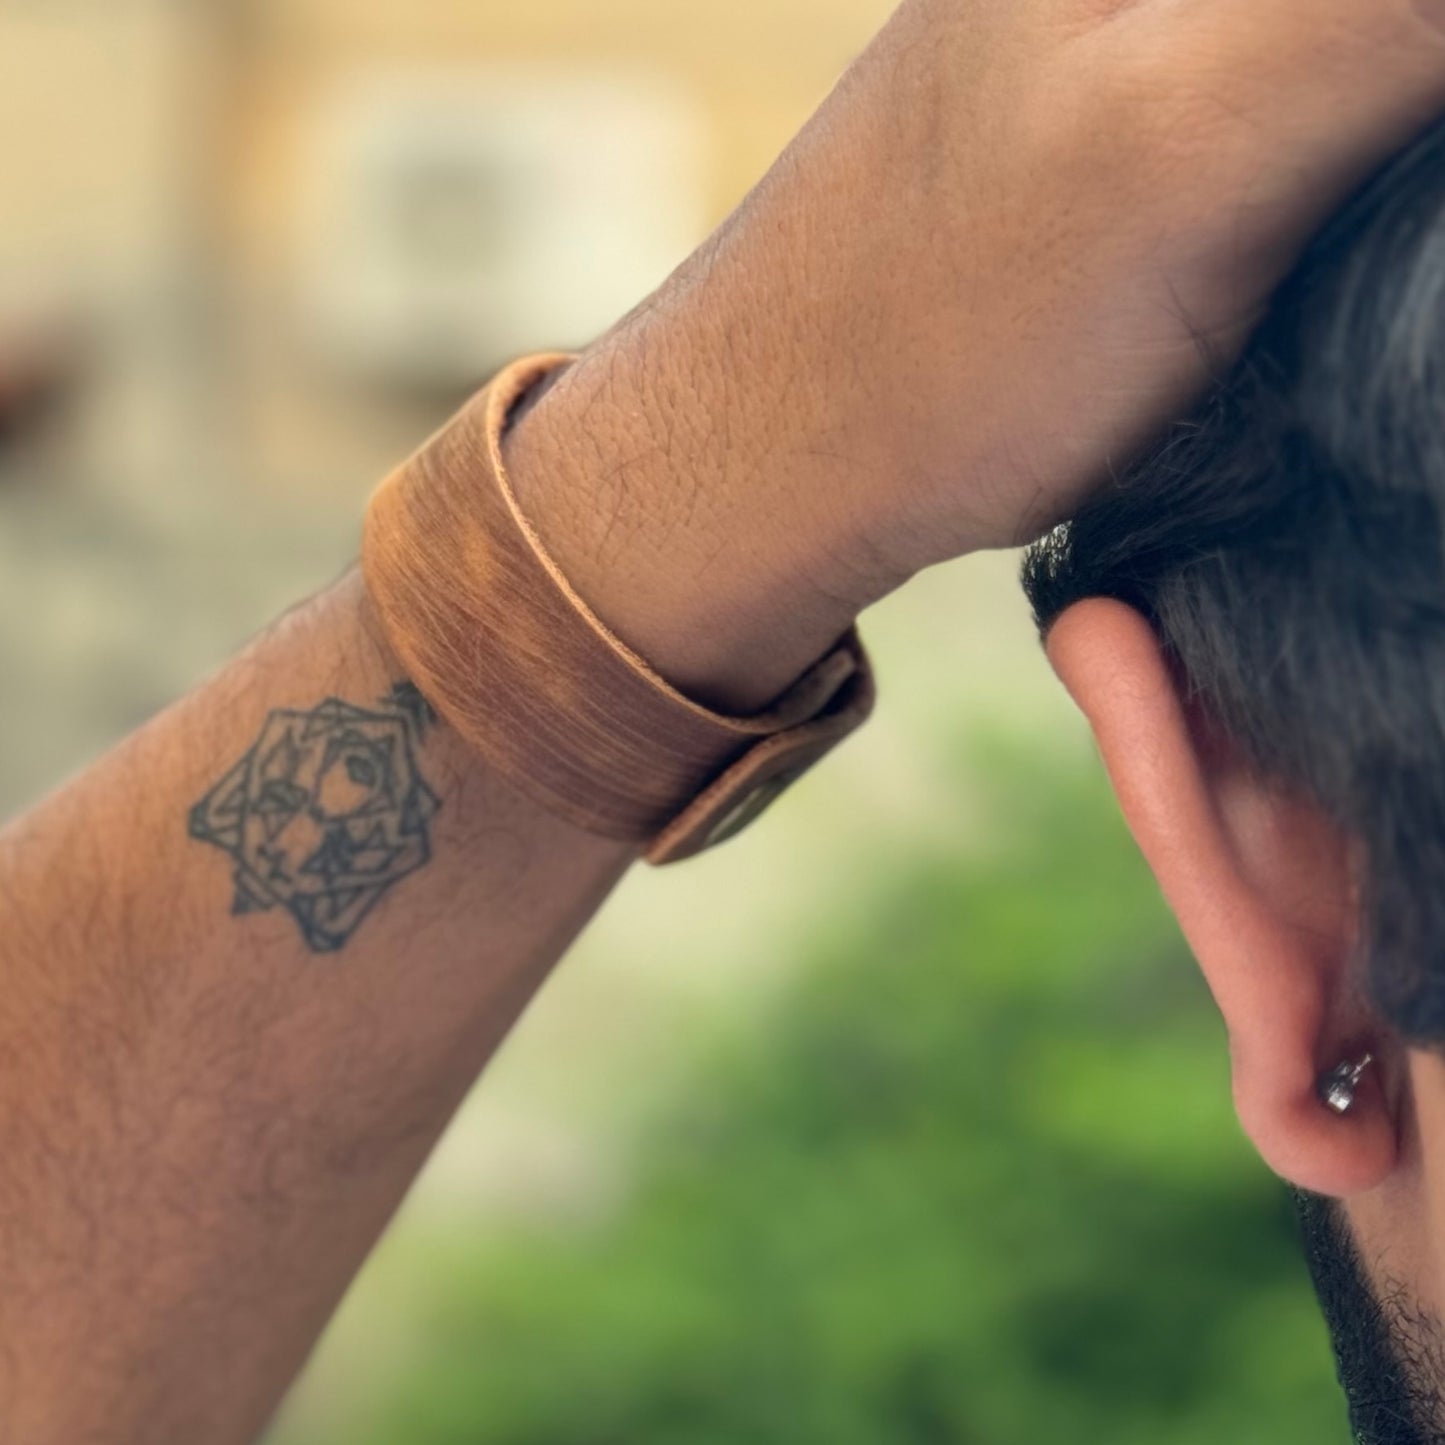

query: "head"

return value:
[1022, 115, 1445, 1442]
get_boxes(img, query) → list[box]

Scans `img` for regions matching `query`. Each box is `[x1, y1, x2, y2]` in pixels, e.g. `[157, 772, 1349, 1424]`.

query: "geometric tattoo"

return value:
[188, 682, 442, 953]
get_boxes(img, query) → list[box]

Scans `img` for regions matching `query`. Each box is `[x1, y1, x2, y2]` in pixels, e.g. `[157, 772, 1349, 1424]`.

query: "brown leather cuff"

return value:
[361, 354, 876, 865]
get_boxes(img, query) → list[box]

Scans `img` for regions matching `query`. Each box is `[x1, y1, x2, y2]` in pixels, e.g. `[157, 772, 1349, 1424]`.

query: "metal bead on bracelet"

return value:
[1318, 1053, 1374, 1115]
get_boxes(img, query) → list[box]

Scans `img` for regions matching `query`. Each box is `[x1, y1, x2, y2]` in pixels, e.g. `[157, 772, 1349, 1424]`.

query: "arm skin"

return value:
[8, 0, 1445, 1438]
[0, 569, 640, 1445]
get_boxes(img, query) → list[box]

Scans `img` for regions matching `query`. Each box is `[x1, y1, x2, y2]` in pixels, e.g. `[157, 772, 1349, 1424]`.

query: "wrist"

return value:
[501, 315, 900, 714]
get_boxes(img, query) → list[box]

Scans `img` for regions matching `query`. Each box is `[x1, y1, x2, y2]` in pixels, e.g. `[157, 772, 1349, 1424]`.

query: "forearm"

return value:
[0, 567, 633, 1445]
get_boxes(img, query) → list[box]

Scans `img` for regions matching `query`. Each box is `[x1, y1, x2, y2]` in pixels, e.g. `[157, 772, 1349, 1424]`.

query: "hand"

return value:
[504, 0, 1445, 709]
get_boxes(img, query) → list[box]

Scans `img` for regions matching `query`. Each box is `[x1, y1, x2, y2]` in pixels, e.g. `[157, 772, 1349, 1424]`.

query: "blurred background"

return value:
[0, 1, 1352, 1441]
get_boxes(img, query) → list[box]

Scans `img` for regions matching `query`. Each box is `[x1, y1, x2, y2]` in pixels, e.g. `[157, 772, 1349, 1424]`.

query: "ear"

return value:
[1046, 598, 1396, 1198]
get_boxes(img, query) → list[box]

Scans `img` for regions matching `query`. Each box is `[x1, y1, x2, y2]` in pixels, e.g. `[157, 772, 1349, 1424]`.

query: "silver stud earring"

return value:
[1318, 1053, 1375, 1115]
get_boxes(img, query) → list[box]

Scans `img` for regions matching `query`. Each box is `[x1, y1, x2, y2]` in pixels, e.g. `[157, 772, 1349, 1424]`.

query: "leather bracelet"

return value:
[361, 353, 876, 865]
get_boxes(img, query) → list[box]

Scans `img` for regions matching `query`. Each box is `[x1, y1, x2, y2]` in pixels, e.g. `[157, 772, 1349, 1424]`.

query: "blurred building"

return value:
[0, 0, 886, 507]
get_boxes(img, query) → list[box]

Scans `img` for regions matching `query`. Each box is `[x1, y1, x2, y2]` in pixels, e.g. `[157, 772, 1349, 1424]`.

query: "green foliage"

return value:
[352, 754, 1351, 1445]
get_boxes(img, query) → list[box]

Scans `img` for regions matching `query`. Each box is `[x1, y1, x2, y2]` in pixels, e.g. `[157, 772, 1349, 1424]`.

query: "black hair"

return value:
[1023, 116, 1445, 1044]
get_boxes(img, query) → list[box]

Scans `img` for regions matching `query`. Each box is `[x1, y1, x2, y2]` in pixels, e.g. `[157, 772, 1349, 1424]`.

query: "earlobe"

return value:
[1046, 598, 1397, 1198]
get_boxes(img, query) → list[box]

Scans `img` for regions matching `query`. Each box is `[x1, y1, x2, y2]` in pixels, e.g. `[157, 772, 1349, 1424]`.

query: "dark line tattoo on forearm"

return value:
[188, 683, 442, 953]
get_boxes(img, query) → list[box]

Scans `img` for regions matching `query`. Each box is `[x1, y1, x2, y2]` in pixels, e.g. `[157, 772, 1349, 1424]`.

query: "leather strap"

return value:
[361, 354, 876, 864]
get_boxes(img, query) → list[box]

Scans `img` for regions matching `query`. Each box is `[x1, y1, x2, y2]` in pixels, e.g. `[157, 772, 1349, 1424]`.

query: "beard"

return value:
[1291, 1187, 1445, 1444]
